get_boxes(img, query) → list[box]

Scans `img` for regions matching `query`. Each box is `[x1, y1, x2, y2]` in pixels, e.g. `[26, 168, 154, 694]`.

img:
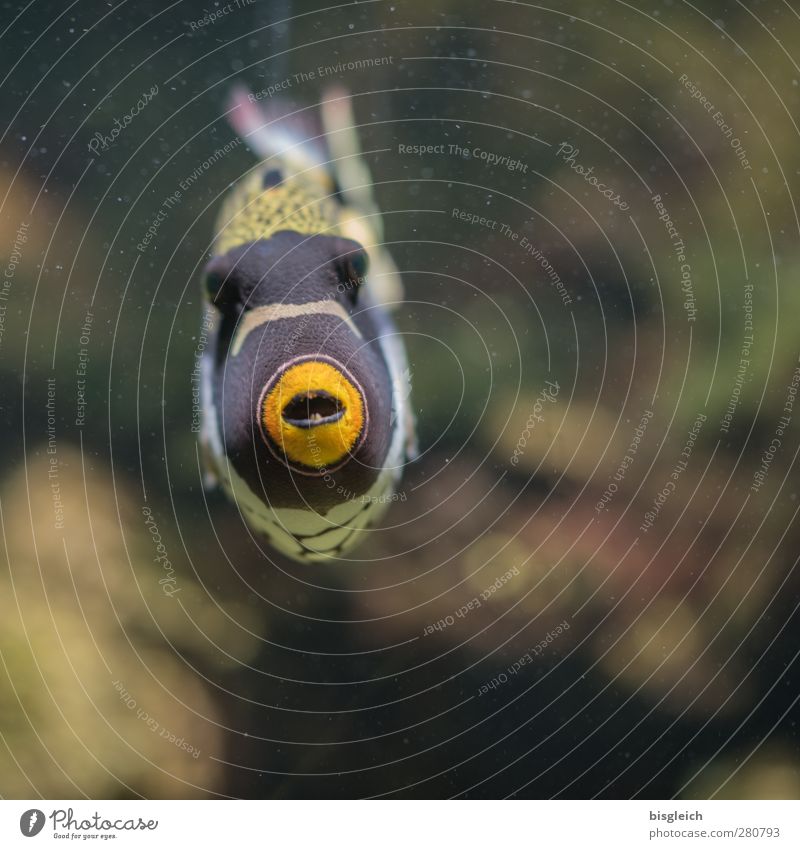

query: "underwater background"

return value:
[1, 0, 800, 798]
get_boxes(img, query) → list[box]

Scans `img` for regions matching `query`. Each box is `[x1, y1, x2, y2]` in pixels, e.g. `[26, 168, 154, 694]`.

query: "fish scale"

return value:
[214, 168, 342, 255]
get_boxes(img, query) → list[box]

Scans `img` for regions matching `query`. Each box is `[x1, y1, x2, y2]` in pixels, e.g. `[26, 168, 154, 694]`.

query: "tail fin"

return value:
[227, 84, 382, 222]
[227, 85, 331, 182]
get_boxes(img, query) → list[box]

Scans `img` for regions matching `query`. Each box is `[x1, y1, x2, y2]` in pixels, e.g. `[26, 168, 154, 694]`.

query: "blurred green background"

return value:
[1, 0, 800, 798]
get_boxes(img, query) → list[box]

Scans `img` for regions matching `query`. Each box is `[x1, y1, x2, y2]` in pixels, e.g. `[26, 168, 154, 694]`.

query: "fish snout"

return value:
[258, 357, 367, 473]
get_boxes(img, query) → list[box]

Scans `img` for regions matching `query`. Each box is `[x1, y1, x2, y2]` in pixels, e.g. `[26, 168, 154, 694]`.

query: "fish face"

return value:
[204, 230, 394, 512]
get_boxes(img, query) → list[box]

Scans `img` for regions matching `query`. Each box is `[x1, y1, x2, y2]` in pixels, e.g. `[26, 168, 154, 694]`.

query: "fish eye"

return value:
[258, 358, 367, 474]
[204, 267, 233, 310]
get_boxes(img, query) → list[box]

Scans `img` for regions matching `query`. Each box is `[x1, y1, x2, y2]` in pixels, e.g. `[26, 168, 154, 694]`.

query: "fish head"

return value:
[204, 230, 393, 506]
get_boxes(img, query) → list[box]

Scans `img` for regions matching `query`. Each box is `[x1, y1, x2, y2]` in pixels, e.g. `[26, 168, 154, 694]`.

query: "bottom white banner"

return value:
[1, 800, 797, 847]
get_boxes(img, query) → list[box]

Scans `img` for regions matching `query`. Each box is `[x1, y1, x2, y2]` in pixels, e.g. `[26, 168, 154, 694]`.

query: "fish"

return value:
[199, 85, 416, 562]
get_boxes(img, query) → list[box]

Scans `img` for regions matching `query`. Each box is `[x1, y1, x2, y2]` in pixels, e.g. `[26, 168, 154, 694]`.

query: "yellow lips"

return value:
[260, 359, 366, 471]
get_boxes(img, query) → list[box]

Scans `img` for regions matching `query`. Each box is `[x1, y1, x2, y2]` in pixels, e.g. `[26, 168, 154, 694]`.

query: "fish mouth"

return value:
[281, 390, 346, 429]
